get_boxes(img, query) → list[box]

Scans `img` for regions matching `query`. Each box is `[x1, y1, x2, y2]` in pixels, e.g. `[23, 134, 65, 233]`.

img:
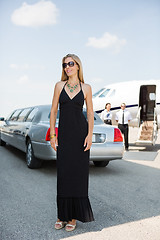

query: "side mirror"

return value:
[0, 117, 5, 121]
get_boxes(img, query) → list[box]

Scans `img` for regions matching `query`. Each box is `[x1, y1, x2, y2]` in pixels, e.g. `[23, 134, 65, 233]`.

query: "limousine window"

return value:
[83, 111, 102, 123]
[10, 109, 23, 121]
[6, 110, 16, 121]
[40, 108, 53, 122]
[26, 108, 38, 122]
[17, 108, 32, 122]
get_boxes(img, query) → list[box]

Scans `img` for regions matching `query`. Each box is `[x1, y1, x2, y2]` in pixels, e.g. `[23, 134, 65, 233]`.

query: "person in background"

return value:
[115, 103, 132, 151]
[100, 103, 112, 125]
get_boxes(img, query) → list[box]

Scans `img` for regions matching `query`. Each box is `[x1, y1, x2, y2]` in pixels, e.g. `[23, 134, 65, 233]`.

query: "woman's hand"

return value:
[84, 134, 92, 151]
[50, 137, 58, 151]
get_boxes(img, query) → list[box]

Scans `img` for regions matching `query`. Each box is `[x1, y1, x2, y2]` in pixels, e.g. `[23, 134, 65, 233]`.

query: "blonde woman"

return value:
[50, 54, 94, 232]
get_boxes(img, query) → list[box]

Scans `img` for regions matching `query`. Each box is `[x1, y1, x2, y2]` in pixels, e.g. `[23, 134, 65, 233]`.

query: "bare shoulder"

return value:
[55, 80, 67, 92]
[81, 83, 92, 100]
[81, 83, 92, 92]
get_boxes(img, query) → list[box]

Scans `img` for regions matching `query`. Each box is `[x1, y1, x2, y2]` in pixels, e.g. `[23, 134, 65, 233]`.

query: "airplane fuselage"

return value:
[92, 80, 160, 129]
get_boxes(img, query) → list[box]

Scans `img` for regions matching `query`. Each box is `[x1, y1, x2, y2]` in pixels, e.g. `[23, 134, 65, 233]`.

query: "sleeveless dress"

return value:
[56, 80, 94, 223]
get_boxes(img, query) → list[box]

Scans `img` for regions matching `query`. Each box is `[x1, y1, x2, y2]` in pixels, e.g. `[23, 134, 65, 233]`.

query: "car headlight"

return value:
[92, 133, 106, 143]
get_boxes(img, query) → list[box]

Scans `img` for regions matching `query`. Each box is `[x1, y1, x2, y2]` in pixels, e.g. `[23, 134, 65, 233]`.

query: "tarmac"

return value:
[61, 127, 160, 240]
[0, 127, 160, 240]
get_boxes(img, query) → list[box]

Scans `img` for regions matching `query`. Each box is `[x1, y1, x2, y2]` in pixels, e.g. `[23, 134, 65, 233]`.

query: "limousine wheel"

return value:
[26, 140, 42, 169]
[93, 160, 109, 167]
[0, 138, 6, 146]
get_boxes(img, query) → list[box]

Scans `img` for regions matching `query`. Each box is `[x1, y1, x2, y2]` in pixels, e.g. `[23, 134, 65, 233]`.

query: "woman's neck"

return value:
[67, 75, 79, 85]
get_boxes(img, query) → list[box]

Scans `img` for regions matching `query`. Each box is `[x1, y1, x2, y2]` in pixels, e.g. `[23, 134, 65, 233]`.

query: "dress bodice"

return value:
[59, 81, 84, 111]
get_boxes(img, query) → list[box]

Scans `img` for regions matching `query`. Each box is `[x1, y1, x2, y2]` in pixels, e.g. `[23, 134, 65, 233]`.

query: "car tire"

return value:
[93, 160, 109, 167]
[26, 140, 42, 169]
[0, 137, 6, 146]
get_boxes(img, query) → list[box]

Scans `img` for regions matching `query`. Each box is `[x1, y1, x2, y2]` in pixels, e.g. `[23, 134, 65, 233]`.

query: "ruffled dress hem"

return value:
[57, 195, 94, 223]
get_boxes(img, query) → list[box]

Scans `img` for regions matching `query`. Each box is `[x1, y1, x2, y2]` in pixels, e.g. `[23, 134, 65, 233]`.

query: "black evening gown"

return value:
[56, 80, 94, 223]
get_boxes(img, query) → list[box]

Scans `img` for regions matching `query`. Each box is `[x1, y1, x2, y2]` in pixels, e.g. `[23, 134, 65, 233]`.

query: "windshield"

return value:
[92, 88, 105, 98]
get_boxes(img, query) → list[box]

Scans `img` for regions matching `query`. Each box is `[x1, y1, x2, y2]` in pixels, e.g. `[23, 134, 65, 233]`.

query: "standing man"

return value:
[100, 103, 112, 125]
[115, 103, 132, 150]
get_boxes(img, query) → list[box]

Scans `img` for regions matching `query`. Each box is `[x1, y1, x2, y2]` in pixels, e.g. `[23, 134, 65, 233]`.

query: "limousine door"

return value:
[12, 108, 33, 151]
[12, 122, 30, 151]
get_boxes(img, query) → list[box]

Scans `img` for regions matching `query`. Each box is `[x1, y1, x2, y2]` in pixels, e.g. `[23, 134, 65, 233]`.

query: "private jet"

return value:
[92, 80, 160, 145]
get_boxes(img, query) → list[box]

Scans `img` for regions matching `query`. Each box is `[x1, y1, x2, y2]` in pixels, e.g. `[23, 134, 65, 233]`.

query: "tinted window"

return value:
[93, 112, 103, 123]
[83, 111, 102, 123]
[26, 108, 38, 122]
[6, 110, 16, 121]
[10, 109, 23, 121]
[39, 108, 51, 122]
[17, 108, 32, 122]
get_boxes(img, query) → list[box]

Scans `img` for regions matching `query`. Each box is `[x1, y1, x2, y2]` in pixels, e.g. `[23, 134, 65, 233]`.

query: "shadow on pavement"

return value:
[129, 143, 160, 152]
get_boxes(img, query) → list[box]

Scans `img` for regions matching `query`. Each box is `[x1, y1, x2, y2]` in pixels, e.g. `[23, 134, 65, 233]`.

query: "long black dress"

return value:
[56, 80, 94, 223]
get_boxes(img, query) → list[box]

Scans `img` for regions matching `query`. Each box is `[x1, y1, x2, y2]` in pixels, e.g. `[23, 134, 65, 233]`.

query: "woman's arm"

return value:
[50, 82, 61, 151]
[84, 84, 94, 152]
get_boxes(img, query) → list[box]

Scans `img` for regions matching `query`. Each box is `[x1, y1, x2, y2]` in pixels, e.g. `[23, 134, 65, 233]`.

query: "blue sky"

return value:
[0, 0, 160, 117]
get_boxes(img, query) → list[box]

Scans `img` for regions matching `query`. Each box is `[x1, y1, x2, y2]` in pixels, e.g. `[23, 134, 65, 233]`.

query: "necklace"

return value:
[67, 82, 79, 93]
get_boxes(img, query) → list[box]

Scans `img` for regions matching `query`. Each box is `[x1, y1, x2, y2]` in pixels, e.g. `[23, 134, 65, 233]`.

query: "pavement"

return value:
[0, 127, 160, 240]
[61, 127, 160, 240]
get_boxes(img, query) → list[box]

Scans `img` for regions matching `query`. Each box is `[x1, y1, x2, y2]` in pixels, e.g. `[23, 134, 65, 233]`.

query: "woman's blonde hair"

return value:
[61, 54, 84, 83]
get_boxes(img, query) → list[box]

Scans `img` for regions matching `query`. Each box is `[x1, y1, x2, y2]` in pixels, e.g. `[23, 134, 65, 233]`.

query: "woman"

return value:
[50, 54, 94, 232]
[100, 103, 112, 125]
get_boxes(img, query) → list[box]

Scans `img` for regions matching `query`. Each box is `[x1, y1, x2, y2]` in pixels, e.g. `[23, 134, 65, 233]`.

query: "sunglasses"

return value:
[62, 61, 75, 69]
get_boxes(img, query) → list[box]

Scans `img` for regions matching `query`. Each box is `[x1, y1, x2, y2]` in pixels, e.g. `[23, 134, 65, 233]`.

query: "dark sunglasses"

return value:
[62, 61, 75, 69]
